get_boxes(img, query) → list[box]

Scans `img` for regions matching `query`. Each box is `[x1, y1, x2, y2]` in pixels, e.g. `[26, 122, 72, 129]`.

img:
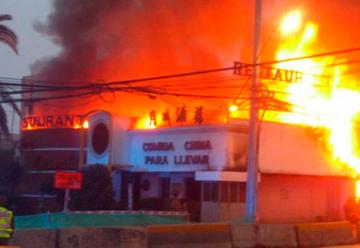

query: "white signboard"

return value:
[128, 125, 247, 172]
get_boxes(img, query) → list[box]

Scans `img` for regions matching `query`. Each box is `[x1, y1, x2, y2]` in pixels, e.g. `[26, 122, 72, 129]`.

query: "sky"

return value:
[0, 0, 360, 134]
[0, 0, 58, 78]
[0, 0, 58, 133]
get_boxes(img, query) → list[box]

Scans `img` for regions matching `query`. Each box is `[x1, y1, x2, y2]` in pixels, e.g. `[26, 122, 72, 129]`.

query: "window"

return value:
[230, 182, 238, 202]
[203, 182, 219, 202]
[161, 177, 170, 198]
[91, 123, 109, 155]
[203, 182, 211, 201]
[220, 182, 228, 202]
[239, 182, 246, 203]
[210, 182, 219, 202]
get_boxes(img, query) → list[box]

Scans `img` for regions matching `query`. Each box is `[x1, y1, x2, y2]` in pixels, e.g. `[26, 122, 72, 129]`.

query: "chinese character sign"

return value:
[149, 110, 157, 126]
[194, 106, 204, 124]
[176, 107, 187, 124]
[162, 109, 171, 127]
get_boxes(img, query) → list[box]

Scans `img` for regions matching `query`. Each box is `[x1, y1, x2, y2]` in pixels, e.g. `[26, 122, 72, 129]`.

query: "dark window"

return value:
[184, 177, 200, 201]
[239, 182, 246, 203]
[161, 177, 170, 198]
[203, 182, 211, 201]
[210, 182, 219, 202]
[230, 183, 238, 202]
[91, 123, 109, 155]
[220, 182, 228, 202]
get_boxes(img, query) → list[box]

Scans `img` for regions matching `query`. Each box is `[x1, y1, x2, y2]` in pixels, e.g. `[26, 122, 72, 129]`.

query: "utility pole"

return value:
[245, 0, 261, 223]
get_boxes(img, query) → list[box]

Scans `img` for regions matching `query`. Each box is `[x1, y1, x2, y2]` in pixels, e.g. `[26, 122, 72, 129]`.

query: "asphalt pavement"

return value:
[324, 245, 360, 248]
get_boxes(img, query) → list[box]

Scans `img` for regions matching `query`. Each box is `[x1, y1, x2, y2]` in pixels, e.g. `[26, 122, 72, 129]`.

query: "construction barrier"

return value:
[257, 224, 297, 247]
[147, 223, 232, 248]
[9, 228, 56, 248]
[357, 222, 360, 242]
[15, 211, 187, 229]
[296, 221, 356, 247]
[8, 220, 358, 247]
[230, 224, 257, 248]
[58, 227, 147, 248]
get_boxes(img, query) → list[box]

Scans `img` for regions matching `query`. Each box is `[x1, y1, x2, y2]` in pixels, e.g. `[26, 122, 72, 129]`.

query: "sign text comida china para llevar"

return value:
[143, 140, 211, 165]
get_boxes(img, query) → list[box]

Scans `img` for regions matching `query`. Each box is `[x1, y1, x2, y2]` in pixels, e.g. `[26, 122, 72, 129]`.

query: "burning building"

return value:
[17, 0, 360, 221]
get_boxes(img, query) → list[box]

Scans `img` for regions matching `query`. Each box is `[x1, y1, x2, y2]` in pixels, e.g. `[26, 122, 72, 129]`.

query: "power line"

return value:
[0, 90, 98, 104]
[0, 47, 358, 104]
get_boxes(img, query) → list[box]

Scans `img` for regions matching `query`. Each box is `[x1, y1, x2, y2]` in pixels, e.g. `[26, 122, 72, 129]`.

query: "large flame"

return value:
[275, 10, 360, 174]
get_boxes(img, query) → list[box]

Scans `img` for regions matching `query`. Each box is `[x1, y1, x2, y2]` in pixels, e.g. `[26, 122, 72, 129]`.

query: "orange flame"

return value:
[275, 10, 360, 174]
[356, 180, 360, 202]
[82, 120, 89, 129]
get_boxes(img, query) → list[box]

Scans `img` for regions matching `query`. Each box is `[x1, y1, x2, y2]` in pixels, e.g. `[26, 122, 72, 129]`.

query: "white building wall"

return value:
[86, 111, 111, 165]
[258, 174, 354, 223]
[127, 125, 247, 172]
[259, 121, 352, 176]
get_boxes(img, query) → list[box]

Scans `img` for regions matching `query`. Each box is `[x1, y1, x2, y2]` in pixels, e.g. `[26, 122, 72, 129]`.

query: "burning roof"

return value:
[20, 0, 360, 174]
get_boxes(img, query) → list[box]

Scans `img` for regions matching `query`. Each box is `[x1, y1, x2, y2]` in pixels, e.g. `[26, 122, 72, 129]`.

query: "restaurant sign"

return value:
[22, 114, 84, 130]
[143, 140, 211, 166]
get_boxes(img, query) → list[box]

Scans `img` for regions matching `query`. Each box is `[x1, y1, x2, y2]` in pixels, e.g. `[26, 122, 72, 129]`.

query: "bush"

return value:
[69, 165, 115, 210]
[139, 197, 171, 211]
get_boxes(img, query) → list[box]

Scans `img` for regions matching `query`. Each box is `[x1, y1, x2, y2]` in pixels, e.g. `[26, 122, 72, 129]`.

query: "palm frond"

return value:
[0, 91, 21, 116]
[0, 22, 17, 54]
[0, 15, 11, 22]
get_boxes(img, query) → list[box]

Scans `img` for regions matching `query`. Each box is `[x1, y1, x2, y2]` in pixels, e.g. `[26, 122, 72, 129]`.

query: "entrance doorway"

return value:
[184, 177, 201, 221]
[120, 171, 141, 210]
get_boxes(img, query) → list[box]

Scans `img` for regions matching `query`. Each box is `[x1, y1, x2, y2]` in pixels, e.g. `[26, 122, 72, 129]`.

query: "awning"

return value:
[195, 171, 261, 182]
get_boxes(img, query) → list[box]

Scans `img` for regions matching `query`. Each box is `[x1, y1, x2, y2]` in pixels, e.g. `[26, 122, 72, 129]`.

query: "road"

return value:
[325, 245, 360, 248]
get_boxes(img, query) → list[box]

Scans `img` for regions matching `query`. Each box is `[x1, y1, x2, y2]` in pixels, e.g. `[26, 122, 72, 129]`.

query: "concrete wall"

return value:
[201, 202, 245, 222]
[258, 121, 352, 176]
[258, 174, 354, 223]
[10, 221, 358, 248]
[10, 227, 147, 248]
[201, 202, 221, 222]
[219, 203, 245, 221]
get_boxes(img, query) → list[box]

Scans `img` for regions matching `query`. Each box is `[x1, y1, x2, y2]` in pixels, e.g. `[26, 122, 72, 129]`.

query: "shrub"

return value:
[69, 165, 115, 210]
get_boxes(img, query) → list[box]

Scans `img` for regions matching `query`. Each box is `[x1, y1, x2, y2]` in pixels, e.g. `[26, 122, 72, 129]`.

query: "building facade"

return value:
[82, 111, 354, 223]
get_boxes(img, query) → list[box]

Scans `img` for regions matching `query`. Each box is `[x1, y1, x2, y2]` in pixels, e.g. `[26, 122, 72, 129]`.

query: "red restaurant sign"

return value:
[22, 114, 84, 130]
[54, 171, 83, 190]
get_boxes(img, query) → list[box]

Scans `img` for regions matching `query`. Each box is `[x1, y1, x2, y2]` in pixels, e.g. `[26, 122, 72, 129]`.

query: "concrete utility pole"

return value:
[245, 0, 261, 223]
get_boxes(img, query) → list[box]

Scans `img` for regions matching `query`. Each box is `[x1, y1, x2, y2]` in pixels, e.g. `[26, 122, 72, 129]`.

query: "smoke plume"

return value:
[29, 0, 360, 119]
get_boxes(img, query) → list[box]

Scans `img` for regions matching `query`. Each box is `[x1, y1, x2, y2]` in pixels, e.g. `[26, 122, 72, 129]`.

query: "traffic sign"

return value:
[54, 171, 83, 190]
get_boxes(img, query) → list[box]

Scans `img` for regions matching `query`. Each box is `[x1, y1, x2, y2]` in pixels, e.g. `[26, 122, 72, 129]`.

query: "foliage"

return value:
[0, 160, 22, 210]
[0, 14, 19, 138]
[138, 197, 171, 211]
[69, 165, 115, 210]
[0, 15, 17, 54]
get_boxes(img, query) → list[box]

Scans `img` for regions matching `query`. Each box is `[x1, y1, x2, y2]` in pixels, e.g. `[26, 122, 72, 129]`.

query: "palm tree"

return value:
[0, 14, 19, 138]
[0, 15, 17, 54]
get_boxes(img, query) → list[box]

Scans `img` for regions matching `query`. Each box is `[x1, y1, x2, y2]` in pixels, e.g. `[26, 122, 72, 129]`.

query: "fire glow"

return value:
[274, 10, 360, 175]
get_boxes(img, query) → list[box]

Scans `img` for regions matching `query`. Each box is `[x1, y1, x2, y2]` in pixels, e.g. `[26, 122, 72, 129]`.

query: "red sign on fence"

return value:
[54, 171, 83, 190]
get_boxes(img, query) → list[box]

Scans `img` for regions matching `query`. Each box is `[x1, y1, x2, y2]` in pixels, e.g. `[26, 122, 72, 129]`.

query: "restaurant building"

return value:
[81, 110, 354, 223]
